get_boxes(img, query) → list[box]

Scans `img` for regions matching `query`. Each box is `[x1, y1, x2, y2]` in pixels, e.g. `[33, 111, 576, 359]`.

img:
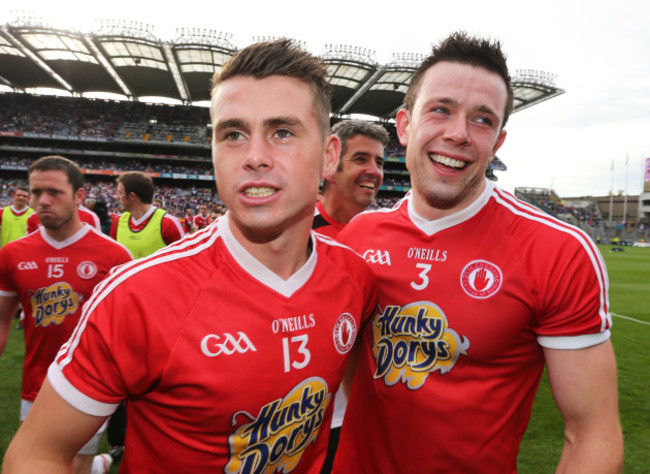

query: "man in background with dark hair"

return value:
[333, 32, 623, 473]
[0, 156, 132, 474]
[110, 171, 184, 259]
[313, 120, 389, 238]
[0, 186, 33, 248]
[5, 39, 377, 473]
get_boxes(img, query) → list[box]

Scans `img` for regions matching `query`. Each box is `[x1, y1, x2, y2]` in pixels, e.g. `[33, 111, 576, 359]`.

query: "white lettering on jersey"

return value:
[45, 257, 69, 263]
[363, 249, 392, 266]
[17, 261, 38, 270]
[200, 332, 257, 357]
[271, 314, 316, 334]
[407, 247, 447, 262]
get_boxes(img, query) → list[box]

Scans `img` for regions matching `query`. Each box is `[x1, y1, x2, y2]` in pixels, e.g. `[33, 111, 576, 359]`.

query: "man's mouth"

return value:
[358, 181, 376, 191]
[243, 186, 276, 198]
[429, 153, 467, 170]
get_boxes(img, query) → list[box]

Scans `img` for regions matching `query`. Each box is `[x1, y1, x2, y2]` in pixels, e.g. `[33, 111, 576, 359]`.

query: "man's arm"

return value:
[0, 294, 20, 356]
[544, 339, 624, 473]
[3, 379, 107, 473]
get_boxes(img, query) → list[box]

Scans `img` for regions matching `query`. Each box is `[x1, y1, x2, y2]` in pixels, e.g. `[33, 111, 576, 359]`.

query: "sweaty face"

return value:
[397, 62, 507, 220]
[12, 190, 30, 209]
[29, 170, 81, 231]
[211, 75, 336, 241]
[333, 134, 385, 210]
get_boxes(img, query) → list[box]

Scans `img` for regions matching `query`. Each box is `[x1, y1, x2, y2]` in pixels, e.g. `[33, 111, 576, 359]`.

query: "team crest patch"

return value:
[77, 261, 98, 280]
[460, 260, 502, 299]
[332, 313, 357, 354]
[226, 378, 331, 474]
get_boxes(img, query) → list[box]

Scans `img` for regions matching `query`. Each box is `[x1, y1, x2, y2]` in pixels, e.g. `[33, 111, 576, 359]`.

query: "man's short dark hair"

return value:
[404, 31, 514, 128]
[29, 155, 85, 191]
[12, 185, 29, 195]
[330, 120, 390, 163]
[117, 171, 154, 204]
[211, 38, 331, 135]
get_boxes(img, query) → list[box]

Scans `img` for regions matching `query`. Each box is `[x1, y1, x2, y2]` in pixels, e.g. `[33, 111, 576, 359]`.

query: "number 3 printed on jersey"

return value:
[410, 263, 431, 290]
[282, 335, 311, 372]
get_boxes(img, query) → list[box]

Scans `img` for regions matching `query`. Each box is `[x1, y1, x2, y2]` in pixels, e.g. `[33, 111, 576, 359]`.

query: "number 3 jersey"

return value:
[0, 225, 132, 402]
[49, 215, 378, 473]
[332, 181, 611, 473]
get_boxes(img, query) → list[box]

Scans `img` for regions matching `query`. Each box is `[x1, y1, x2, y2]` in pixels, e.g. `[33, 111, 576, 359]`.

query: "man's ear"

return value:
[322, 134, 341, 179]
[396, 108, 410, 147]
[74, 187, 86, 206]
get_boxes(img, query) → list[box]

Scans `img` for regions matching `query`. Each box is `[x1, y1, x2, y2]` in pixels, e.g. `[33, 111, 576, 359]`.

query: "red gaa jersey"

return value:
[332, 181, 611, 474]
[193, 213, 211, 231]
[0, 225, 132, 401]
[50, 215, 377, 473]
[312, 202, 345, 239]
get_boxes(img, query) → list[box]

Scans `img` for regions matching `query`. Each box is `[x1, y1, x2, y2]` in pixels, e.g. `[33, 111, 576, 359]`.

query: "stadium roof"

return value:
[0, 17, 565, 118]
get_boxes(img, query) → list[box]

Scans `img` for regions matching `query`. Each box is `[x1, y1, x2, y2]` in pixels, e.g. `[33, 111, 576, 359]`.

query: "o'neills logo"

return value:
[373, 301, 469, 390]
[332, 313, 356, 354]
[460, 260, 503, 299]
[29, 282, 81, 327]
[226, 378, 331, 474]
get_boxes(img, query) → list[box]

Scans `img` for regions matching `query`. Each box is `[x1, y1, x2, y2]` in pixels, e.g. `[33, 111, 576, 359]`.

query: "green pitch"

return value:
[518, 245, 650, 473]
[1, 245, 648, 471]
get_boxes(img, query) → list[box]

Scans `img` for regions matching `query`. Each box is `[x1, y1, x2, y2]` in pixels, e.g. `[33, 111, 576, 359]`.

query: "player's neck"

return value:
[45, 218, 84, 242]
[12, 204, 28, 213]
[227, 213, 313, 280]
[129, 202, 152, 221]
[320, 193, 362, 225]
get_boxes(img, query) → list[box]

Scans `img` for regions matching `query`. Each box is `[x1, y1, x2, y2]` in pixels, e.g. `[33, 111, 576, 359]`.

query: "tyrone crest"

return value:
[460, 260, 503, 299]
[333, 313, 357, 354]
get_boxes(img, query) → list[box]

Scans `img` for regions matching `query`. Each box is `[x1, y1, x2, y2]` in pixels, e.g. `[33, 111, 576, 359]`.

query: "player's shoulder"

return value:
[84, 226, 132, 256]
[314, 232, 375, 277]
[488, 186, 598, 256]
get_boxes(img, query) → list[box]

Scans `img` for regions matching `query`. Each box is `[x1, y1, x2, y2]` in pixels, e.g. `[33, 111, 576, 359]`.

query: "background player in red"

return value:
[332, 32, 624, 473]
[4, 39, 377, 473]
[313, 120, 388, 239]
[192, 203, 211, 231]
[110, 171, 184, 259]
[311, 119, 388, 473]
[0, 156, 132, 474]
[0, 186, 33, 248]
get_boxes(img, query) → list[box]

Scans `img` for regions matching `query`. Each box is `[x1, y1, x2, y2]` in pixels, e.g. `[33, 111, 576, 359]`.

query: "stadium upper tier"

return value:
[0, 17, 564, 117]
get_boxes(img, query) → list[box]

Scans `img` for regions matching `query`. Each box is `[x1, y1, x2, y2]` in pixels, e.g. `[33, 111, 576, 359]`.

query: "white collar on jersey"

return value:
[40, 223, 91, 249]
[220, 213, 318, 298]
[407, 179, 495, 236]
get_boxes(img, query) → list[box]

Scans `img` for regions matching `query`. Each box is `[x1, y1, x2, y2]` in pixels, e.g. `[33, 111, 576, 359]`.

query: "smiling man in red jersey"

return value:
[332, 32, 623, 473]
[313, 120, 388, 239]
[4, 39, 378, 474]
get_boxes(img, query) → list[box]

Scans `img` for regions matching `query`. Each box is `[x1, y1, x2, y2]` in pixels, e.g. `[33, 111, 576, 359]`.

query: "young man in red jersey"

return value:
[0, 156, 132, 474]
[332, 32, 623, 473]
[192, 203, 211, 231]
[4, 39, 377, 474]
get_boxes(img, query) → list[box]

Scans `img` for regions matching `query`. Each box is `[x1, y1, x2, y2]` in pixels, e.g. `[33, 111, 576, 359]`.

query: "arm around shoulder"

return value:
[544, 339, 624, 473]
[3, 379, 107, 473]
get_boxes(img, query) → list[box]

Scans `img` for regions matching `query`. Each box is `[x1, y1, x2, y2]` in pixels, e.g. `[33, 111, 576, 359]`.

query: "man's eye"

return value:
[224, 130, 243, 141]
[432, 107, 449, 114]
[474, 117, 494, 126]
[275, 129, 293, 139]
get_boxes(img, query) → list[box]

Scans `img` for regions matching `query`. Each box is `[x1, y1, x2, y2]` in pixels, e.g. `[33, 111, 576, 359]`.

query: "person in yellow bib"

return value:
[0, 186, 34, 248]
[109, 172, 184, 260]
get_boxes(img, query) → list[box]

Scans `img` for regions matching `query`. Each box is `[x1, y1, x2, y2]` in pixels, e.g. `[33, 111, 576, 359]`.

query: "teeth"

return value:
[430, 154, 465, 169]
[359, 182, 376, 190]
[244, 186, 275, 197]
